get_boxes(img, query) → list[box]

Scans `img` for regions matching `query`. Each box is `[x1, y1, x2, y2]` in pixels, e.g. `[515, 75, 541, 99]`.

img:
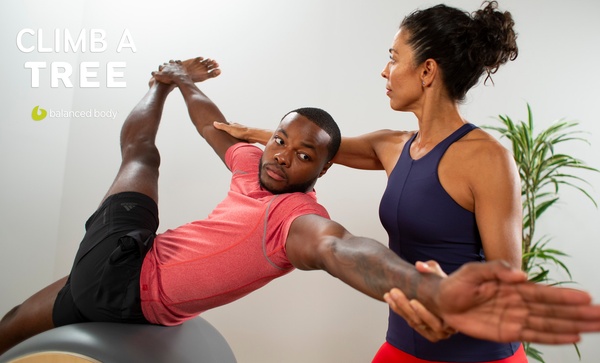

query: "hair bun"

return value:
[469, 1, 518, 75]
[399, 1, 518, 101]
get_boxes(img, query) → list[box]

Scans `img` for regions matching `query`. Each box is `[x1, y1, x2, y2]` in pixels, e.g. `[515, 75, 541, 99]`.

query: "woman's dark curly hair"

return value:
[400, 1, 518, 101]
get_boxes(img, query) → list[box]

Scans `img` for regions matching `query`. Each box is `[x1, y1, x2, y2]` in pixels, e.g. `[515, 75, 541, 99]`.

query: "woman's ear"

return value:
[421, 58, 438, 87]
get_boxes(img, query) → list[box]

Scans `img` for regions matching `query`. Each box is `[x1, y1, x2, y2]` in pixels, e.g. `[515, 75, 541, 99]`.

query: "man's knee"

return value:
[122, 141, 161, 170]
[0, 304, 21, 325]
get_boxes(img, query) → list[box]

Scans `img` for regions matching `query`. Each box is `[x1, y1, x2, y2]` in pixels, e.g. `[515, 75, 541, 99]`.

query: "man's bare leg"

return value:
[0, 73, 182, 355]
[100, 79, 176, 204]
[107, 56, 220, 203]
[0, 276, 67, 354]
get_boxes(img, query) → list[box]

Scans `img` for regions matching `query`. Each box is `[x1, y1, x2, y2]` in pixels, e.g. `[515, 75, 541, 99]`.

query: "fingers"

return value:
[439, 275, 600, 344]
[409, 299, 456, 341]
[213, 121, 236, 132]
[151, 59, 191, 84]
[384, 284, 443, 333]
[384, 288, 412, 321]
[384, 288, 453, 342]
[437, 260, 600, 344]
[410, 298, 453, 334]
[213, 121, 226, 130]
[156, 60, 181, 72]
[152, 61, 177, 81]
[525, 312, 600, 335]
[416, 260, 447, 278]
[518, 283, 593, 306]
[452, 261, 593, 308]
[212, 122, 249, 140]
[517, 310, 600, 344]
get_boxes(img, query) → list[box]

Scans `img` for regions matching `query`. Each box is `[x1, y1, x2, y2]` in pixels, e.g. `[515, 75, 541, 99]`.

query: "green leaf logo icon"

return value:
[31, 105, 47, 121]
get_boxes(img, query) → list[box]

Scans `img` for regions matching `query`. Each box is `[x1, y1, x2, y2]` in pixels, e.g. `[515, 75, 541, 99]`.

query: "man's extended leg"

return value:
[103, 56, 219, 203]
[0, 277, 68, 354]
[101, 78, 175, 204]
[0, 79, 175, 355]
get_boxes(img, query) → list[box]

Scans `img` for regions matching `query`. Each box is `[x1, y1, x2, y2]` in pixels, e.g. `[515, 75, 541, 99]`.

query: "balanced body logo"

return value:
[31, 105, 47, 121]
[30, 105, 118, 121]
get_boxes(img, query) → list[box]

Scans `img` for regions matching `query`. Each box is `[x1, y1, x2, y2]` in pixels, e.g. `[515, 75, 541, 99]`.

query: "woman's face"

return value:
[381, 29, 423, 112]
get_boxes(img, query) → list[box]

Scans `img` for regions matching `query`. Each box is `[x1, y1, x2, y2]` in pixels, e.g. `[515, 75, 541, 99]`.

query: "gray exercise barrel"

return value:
[0, 317, 237, 363]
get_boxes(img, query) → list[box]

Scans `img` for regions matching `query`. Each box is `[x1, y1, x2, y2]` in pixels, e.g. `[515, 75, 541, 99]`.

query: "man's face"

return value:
[259, 113, 332, 194]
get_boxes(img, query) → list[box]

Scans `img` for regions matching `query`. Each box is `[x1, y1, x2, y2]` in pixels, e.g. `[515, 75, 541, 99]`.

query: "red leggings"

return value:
[372, 342, 527, 363]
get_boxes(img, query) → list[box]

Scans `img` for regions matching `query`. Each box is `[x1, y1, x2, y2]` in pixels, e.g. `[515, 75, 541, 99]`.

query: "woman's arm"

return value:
[435, 129, 522, 268]
[214, 122, 410, 172]
[467, 134, 522, 269]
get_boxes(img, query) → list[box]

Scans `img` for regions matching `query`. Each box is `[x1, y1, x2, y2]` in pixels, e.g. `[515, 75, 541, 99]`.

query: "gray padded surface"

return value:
[0, 317, 236, 363]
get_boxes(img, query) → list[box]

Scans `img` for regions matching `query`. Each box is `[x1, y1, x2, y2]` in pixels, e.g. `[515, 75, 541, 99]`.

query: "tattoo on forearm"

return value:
[336, 239, 421, 300]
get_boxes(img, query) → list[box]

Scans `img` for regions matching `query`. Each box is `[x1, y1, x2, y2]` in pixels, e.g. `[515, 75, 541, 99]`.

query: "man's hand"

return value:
[436, 260, 600, 344]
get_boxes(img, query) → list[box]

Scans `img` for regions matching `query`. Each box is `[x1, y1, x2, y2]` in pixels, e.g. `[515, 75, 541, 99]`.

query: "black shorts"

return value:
[53, 192, 159, 326]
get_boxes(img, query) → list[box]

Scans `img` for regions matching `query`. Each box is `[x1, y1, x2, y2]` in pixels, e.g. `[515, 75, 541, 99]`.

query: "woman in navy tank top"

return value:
[334, 2, 526, 362]
[216, 2, 530, 361]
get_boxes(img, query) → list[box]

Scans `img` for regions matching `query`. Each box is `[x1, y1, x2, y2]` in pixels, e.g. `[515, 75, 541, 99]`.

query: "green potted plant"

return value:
[485, 103, 599, 362]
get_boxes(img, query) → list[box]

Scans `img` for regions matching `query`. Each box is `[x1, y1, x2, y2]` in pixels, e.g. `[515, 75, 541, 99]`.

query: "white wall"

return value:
[1, 1, 599, 362]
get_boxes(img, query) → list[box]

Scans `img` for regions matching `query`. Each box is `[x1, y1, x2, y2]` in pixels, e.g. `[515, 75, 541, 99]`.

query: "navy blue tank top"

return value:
[379, 123, 520, 361]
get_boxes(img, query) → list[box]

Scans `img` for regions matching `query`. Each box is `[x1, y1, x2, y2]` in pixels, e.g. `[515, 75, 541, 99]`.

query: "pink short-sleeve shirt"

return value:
[140, 143, 329, 325]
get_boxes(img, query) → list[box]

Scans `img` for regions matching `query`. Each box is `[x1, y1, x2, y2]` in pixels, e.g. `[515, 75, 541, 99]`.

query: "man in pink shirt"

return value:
[3, 57, 600, 355]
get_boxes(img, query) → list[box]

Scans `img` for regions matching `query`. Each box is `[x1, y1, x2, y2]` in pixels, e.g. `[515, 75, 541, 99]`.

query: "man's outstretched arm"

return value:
[286, 213, 600, 345]
[153, 58, 241, 163]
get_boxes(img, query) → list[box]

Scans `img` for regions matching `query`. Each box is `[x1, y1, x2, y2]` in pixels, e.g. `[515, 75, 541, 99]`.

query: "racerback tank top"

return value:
[379, 123, 521, 361]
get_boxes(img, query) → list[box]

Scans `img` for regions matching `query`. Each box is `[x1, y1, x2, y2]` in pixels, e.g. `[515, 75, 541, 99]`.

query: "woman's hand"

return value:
[213, 121, 271, 145]
[384, 261, 457, 342]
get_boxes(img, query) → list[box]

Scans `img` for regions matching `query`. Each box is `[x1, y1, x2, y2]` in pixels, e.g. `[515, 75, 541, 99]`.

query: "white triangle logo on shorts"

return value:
[121, 202, 137, 211]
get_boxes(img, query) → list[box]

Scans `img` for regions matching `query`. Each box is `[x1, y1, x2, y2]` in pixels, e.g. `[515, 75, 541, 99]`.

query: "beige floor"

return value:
[6, 352, 101, 363]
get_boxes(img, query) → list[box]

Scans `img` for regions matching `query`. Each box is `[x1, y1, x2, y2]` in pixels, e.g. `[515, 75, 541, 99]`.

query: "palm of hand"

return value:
[421, 261, 597, 344]
[438, 275, 528, 343]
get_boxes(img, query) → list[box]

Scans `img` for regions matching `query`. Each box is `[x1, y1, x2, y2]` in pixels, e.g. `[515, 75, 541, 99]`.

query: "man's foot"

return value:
[152, 57, 220, 86]
[182, 57, 221, 82]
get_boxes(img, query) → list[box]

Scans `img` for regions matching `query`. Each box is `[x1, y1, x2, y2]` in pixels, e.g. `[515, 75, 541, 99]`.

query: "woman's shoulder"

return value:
[460, 127, 510, 155]
[367, 128, 416, 146]
[453, 127, 515, 172]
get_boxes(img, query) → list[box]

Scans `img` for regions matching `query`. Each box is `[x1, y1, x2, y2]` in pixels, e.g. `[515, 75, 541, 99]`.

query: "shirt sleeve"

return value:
[264, 193, 330, 269]
[225, 143, 263, 172]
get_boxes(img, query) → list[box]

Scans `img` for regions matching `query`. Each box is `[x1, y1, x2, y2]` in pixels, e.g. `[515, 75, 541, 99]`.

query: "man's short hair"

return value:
[283, 107, 341, 161]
